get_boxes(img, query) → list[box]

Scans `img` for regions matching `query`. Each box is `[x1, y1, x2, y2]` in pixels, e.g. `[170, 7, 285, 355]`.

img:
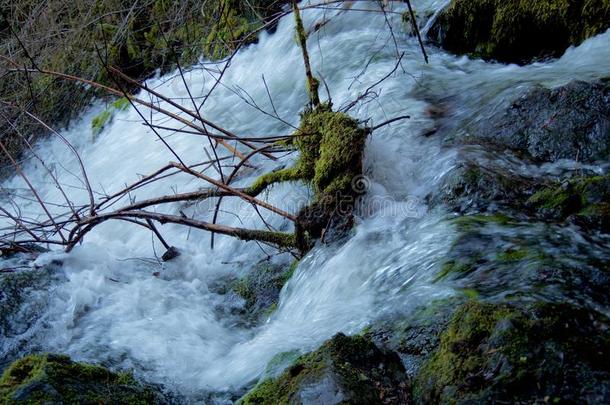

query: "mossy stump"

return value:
[247, 104, 368, 253]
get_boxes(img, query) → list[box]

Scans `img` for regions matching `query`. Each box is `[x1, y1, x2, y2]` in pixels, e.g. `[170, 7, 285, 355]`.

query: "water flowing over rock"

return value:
[1, 0, 610, 403]
[467, 80, 610, 163]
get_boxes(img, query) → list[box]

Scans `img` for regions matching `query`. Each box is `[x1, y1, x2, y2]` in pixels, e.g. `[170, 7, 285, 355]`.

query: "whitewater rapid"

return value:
[2, 0, 610, 401]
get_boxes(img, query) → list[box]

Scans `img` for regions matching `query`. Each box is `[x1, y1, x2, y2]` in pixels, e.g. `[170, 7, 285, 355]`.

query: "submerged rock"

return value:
[429, 0, 610, 64]
[465, 80, 610, 163]
[414, 300, 610, 404]
[239, 333, 409, 405]
[0, 263, 63, 371]
[0, 353, 166, 404]
[428, 162, 537, 215]
[230, 260, 298, 324]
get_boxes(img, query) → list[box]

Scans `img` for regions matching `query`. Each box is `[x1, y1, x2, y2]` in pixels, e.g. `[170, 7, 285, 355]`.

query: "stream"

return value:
[1, 0, 610, 402]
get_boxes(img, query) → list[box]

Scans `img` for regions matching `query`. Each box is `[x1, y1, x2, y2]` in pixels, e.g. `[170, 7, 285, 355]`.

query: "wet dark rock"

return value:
[436, 214, 610, 310]
[428, 162, 537, 214]
[0, 263, 63, 371]
[370, 299, 462, 378]
[229, 260, 298, 324]
[239, 333, 410, 405]
[468, 80, 610, 163]
[429, 0, 610, 64]
[526, 174, 610, 232]
[414, 300, 610, 404]
[0, 353, 167, 404]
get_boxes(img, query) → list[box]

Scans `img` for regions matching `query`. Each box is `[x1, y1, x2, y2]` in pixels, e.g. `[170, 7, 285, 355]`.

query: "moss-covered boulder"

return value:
[429, 0, 610, 64]
[239, 333, 409, 405]
[0, 353, 166, 404]
[414, 301, 610, 403]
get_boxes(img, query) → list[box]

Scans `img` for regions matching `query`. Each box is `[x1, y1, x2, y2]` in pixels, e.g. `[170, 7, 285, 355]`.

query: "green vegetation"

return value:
[527, 175, 610, 229]
[232, 260, 299, 321]
[247, 104, 368, 248]
[414, 300, 610, 403]
[239, 333, 408, 405]
[433, 0, 610, 63]
[0, 353, 162, 404]
[0, 0, 285, 173]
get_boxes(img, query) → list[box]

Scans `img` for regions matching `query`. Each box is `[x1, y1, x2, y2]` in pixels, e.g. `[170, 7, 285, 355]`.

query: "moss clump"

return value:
[90, 97, 133, 137]
[0, 353, 163, 404]
[239, 333, 409, 405]
[248, 104, 368, 249]
[91, 110, 113, 137]
[414, 300, 610, 403]
[527, 175, 610, 230]
[432, 0, 610, 64]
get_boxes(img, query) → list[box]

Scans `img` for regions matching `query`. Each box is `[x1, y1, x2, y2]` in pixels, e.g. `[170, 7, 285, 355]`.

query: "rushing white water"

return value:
[2, 0, 610, 401]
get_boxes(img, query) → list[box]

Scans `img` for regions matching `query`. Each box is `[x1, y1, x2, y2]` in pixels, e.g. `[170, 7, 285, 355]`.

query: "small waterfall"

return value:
[2, 0, 610, 401]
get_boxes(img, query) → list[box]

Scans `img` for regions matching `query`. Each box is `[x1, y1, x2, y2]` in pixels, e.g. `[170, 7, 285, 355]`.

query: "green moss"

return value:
[435, 259, 478, 281]
[232, 260, 300, 322]
[527, 187, 575, 211]
[247, 104, 368, 250]
[451, 213, 515, 232]
[435, 0, 610, 63]
[496, 247, 529, 262]
[91, 110, 112, 137]
[205, 0, 263, 59]
[251, 104, 367, 202]
[111, 97, 131, 111]
[0, 354, 161, 404]
[239, 333, 407, 405]
[414, 301, 525, 402]
[527, 175, 610, 223]
[246, 167, 304, 197]
[414, 300, 610, 403]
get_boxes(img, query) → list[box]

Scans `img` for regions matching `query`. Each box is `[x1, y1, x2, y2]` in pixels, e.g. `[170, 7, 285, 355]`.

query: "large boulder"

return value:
[429, 0, 610, 64]
[462, 80, 610, 163]
[239, 333, 410, 405]
[0, 353, 166, 404]
[414, 301, 610, 403]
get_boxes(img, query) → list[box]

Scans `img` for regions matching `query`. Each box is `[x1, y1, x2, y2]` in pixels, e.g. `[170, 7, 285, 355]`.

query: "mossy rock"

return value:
[239, 333, 409, 405]
[430, 0, 610, 64]
[527, 174, 610, 232]
[414, 300, 610, 403]
[435, 212, 610, 309]
[0, 353, 166, 404]
[369, 298, 464, 378]
[231, 260, 298, 323]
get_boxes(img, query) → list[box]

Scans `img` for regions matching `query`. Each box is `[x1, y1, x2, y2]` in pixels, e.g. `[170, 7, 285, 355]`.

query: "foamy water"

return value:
[2, 0, 610, 401]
